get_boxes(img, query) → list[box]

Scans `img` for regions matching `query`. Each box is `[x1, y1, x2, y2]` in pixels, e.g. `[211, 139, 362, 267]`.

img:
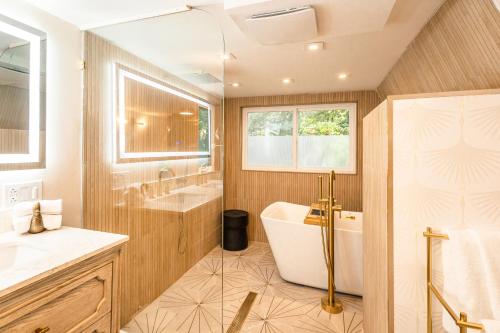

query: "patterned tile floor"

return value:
[122, 241, 363, 333]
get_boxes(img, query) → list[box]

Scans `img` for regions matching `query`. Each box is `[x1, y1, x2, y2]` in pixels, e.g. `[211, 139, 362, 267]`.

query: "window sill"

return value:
[241, 167, 357, 175]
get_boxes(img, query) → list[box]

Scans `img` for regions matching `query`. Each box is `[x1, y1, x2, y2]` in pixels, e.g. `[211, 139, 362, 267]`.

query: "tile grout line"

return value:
[226, 291, 258, 333]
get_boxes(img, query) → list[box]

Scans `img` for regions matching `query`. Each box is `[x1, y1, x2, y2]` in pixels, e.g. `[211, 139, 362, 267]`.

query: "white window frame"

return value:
[242, 103, 357, 174]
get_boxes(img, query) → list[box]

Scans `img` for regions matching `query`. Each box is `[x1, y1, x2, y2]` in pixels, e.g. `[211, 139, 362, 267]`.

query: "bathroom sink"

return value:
[0, 242, 47, 273]
[162, 192, 206, 203]
[200, 181, 223, 190]
[144, 192, 209, 212]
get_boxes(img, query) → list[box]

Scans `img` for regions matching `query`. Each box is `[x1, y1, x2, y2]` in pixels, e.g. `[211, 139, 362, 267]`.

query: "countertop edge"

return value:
[0, 234, 128, 299]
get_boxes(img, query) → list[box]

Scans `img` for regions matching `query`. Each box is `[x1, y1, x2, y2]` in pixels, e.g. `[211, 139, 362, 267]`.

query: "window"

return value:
[242, 104, 356, 173]
[198, 106, 210, 152]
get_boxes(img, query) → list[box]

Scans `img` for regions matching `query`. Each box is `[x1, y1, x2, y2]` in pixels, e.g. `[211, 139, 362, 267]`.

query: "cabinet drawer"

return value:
[81, 313, 111, 333]
[0, 263, 113, 333]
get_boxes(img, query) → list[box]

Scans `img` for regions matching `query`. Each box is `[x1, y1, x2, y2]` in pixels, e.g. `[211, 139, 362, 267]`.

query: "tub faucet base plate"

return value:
[321, 295, 344, 314]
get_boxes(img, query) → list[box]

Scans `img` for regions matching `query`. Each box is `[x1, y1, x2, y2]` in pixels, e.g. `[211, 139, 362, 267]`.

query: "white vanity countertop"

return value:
[0, 227, 128, 298]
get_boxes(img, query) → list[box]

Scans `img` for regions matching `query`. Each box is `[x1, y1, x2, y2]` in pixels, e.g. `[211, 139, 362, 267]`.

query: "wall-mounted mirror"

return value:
[0, 14, 46, 170]
[114, 64, 212, 163]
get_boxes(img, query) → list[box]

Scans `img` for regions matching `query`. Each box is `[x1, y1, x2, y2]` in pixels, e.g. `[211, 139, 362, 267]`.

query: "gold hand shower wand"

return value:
[318, 170, 343, 314]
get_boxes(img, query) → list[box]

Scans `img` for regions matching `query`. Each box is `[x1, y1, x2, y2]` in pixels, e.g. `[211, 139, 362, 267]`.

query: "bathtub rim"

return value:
[260, 201, 362, 232]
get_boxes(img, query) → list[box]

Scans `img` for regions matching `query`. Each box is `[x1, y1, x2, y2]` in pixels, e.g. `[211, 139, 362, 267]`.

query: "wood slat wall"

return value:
[0, 85, 29, 130]
[83, 32, 222, 325]
[362, 100, 391, 333]
[0, 80, 47, 171]
[224, 91, 381, 242]
[120, 64, 203, 154]
[378, 0, 500, 98]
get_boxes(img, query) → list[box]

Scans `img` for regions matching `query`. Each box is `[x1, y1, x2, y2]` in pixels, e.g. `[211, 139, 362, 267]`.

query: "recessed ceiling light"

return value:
[338, 73, 349, 80]
[179, 111, 194, 116]
[231, 82, 240, 87]
[282, 78, 294, 85]
[306, 42, 324, 51]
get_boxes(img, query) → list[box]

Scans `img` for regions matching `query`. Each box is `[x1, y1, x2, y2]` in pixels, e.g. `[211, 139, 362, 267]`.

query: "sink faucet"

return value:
[140, 183, 151, 199]
[159, 166, 175, 196]
[197, 161, 211, 185]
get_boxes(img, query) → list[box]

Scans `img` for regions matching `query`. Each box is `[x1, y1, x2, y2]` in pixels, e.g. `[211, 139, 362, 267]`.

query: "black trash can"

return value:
[223, 209, 249, 251]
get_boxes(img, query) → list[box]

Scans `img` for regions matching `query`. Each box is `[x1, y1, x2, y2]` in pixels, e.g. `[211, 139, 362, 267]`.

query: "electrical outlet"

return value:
[3, 181, 43, 207]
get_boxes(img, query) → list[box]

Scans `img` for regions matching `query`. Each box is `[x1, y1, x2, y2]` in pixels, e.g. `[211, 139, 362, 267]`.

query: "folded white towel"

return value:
[12, 215, 31, 234]
[13, 199, 63, 217]
[481, 319, 500, 333]
[42, 214, 62, 230]
[442, 228, 493, 332]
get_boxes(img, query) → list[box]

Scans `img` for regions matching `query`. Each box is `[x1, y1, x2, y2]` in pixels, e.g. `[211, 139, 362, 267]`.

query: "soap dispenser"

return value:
[28, 202, 45, 234]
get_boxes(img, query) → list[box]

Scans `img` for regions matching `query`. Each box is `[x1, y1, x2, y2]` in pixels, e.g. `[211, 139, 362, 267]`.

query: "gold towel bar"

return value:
[424, 227, 484, 333]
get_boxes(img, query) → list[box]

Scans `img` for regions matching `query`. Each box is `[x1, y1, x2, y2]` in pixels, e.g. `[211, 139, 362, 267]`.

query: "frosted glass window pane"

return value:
[297, 109, 350, 169]
[246, 111, 293, 168]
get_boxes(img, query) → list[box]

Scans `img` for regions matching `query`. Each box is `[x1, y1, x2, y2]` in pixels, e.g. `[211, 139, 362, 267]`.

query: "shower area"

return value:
[82, 6, 364, 333]
[82, 7, 226, 331]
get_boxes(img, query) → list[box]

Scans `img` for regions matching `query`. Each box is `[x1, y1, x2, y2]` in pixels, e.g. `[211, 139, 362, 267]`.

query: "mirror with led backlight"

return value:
[114, 64, 211, 163]
[0, 14, 46, 170]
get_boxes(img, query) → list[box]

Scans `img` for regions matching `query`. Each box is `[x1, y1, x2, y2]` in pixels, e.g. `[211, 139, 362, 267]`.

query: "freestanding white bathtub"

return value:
[261, 201, 363, 296]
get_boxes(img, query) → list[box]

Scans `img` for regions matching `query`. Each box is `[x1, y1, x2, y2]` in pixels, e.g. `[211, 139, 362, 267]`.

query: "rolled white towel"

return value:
[13, 199, 63, 216]
[481, 319, 500, 333]
[40, 199, 63, 215]
[12, 215, 31, 234]
[42, 214, 62, 230]
[12, 201, 36, 217]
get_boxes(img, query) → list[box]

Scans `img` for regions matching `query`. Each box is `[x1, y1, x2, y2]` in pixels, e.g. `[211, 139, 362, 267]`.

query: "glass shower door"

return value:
[83, 8, 225, 332]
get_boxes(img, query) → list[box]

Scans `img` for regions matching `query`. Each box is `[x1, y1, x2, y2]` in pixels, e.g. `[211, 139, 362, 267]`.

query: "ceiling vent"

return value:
[242, 5, 317, 45]
[182, 71, 221, 85]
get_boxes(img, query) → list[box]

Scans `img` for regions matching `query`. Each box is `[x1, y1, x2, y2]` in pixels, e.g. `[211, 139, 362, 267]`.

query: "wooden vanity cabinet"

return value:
[0, 246, 123, 333]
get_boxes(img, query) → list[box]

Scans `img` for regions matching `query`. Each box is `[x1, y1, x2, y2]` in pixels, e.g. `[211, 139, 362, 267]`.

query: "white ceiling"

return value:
[24, 0, 446, 97]
[22, 0, 223, 30]
[220, 0, 445, 97]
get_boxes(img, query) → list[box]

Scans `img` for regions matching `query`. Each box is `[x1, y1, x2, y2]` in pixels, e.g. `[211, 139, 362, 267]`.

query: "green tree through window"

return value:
[247, 111, 293, 136]
[198, 107, 209, 151]
[298, 109, 349, 136]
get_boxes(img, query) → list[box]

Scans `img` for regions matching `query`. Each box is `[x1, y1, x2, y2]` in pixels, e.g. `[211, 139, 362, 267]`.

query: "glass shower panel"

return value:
[83, 8, 224, 332]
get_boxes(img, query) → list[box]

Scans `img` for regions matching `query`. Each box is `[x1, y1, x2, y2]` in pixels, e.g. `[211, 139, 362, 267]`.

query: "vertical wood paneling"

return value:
[120, 64, 203, 155]
[362, 100, 390, 333]
[0, 130, 29, 153]
[0, 82, 47, 171]
[0, 85, 29, 130]
[224, 91, 381, 242]
[378, 0, 500, 98]
[83, 32, 222, 325]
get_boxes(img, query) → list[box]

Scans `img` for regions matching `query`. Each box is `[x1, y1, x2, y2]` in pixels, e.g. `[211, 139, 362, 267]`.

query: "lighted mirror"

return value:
[114, 64, 211, 162]
[0, 14, 46, 168]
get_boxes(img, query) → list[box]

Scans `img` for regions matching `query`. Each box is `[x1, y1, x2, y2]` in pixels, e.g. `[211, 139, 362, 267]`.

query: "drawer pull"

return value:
[35, 328, 50, 333]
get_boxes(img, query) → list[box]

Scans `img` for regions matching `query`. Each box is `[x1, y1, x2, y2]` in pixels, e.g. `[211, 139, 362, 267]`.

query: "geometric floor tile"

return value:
[240, 295, 315, 332]
[121, 241, 364, 333]
[297, 303, 364, 333]
[121, 307, 177, 333]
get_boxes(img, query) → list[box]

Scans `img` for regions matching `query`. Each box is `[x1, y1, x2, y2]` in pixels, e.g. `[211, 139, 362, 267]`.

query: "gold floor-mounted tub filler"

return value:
[316, 170, 343, 314]
[423, 227, 483, 333]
